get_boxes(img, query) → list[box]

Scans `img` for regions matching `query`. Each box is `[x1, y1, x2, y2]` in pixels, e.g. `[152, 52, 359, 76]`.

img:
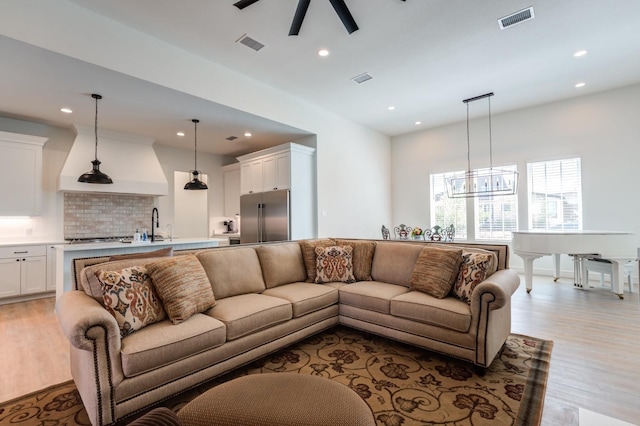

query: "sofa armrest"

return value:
[470, 269, 520, 312]
[56, 290, 122, 353]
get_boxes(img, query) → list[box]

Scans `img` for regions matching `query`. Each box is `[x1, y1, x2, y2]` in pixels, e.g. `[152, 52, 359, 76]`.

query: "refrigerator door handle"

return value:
[256, 203, 262, 243]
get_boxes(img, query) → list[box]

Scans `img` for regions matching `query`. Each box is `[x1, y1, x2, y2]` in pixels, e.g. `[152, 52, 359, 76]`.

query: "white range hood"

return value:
[58, 125, 168, 196]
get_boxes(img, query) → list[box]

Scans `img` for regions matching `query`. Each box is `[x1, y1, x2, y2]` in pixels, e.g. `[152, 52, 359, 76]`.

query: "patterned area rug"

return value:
[0, 327, 552, 426]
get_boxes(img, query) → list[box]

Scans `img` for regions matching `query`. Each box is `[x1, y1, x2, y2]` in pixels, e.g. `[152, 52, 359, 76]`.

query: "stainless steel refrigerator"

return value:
[240, 189, 290, 244]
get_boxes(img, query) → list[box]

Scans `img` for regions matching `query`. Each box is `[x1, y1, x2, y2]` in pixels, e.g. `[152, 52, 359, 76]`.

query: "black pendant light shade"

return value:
[184, 119, 208, 190]
[78, 93, 113, 184]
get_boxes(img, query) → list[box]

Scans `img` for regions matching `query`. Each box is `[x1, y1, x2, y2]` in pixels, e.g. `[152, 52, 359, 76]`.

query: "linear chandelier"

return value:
[446, 93, 518, 198]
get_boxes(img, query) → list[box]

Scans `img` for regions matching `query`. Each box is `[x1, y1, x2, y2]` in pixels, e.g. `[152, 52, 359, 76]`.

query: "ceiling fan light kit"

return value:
[446, 92, 518, 198]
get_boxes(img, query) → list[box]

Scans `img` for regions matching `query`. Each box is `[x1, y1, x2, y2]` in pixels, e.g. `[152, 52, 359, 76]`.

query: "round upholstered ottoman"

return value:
[177, 373, 376, 426]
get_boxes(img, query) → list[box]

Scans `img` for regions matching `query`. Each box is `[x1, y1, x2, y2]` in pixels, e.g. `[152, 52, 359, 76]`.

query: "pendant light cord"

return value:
[488, 95, 493, 170]
[466, 102, 471, 173]
[193, 119, 198, 172]
[94, 94, 99, 161]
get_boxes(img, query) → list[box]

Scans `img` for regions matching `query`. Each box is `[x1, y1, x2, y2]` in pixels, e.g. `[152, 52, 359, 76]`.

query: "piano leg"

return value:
[519, 254, 542, 293]
[553, 254, 561, 282]
[610, 260, 628, 299]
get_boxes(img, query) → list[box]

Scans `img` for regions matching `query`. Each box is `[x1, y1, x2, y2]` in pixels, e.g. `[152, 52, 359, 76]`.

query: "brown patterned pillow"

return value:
[315, 245, 356, 284]
[146, 255, 216, 324]
[299, 239, 336, 282]
[453, 251, 495, 304]
[96, 266, 166, 337]
[410, 247, 463, 298]
[334, 239, 376, 281]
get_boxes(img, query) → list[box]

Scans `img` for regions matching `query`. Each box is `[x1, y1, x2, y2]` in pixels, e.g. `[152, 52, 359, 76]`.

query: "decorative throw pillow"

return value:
[334, 239, 376, 281]
[314, 245, 356, 284]
[453, 251, 495, 304]
[410, 247, 463, 298]
[146, 254, 216, 324]
[96, 266, 166, 338]
[299, 239, 336, 283]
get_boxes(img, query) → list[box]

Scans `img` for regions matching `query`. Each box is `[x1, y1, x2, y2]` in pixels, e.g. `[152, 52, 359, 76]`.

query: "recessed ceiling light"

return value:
[415, 121, 422, 125]
[60, 108, 72, 114]
[575, 82, 586, 88]
[388, 106, 396, 111]
[244, 132, 252, 137]
[574, 50, 588, 57]
[318, 49, 330, 57]
[177, 132, 185, 137]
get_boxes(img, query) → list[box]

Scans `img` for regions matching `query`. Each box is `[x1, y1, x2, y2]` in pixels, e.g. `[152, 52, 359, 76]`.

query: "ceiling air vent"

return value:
[351, 72, 373, 84]
[226, 136, 238, 141]
[236, 34, 265, 51]
[498, 6, 534, 29]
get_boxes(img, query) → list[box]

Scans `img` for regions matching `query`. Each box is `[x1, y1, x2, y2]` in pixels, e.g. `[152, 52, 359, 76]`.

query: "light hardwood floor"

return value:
[1, 275, 639, 425]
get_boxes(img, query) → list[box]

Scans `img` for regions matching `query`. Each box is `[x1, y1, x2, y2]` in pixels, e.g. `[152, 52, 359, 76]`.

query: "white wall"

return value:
[0, 0, 392, 239]
[391, 84, 640, 277]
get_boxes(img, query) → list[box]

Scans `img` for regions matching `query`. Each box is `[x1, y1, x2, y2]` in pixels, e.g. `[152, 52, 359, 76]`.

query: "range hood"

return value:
[58, 125, 168, 196]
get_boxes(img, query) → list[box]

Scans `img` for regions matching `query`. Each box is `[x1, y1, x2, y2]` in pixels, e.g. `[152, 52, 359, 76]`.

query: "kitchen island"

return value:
[53, 238, 226, 299]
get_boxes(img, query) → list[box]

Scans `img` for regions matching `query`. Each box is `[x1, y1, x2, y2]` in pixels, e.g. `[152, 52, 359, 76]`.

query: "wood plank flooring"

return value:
[1, 275, 639, 425]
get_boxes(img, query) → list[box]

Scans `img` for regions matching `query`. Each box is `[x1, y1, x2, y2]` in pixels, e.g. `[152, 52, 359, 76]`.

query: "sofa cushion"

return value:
[262, 283, 339, 318]
[109, 247, 173, 262]
[255, 244, 307, 288]
[315, 245, 356, 284]
[206, 293, 292, 340]
[334, 239, 376, 281]
[370, 242, 423, 287]
[390, 291, 472, 333]
[197, 248, 265, 299]
[299, 239, 336, 283]
[95, 265, 166, 338]
[339, 281, 410, 314]
[120, 313, 226, 377]
[410, 246, 463, 298]
[453, 251, 496, 304]
[146, 255, 216, 324]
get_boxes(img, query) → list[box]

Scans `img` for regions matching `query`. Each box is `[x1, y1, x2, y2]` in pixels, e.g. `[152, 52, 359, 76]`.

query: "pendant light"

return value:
[184, 119, 208, 190]
[446, 92, 518, 198]
[78, 93, 113, 184]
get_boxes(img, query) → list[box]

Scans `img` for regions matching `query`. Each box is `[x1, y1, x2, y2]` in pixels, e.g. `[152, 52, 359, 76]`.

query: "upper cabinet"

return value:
[0, 131, 48, 216]
[238, 143, 311, 195]
[222, 163, 241, 217]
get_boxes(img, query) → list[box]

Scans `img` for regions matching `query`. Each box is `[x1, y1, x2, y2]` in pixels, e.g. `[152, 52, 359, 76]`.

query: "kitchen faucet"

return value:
[151, 207, 159, 242]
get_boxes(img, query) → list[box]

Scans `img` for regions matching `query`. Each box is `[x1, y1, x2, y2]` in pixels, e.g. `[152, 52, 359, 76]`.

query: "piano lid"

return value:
[512, 230, 635, 258]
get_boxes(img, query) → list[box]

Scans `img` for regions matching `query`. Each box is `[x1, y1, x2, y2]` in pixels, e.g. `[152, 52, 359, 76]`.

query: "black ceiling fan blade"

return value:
[233, 0, 260, 10]
[289, 0, 311, 36]
[328, 0, 359, 34]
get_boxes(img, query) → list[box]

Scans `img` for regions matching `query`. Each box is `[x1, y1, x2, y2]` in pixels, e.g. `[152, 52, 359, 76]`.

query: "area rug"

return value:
[0, 327, 552, 426]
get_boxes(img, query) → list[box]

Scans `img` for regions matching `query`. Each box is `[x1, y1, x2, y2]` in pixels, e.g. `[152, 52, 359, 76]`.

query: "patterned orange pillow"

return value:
[453, 252, 495, 304]
[314, 245, 356, 284]
[96, 266, 166, 337]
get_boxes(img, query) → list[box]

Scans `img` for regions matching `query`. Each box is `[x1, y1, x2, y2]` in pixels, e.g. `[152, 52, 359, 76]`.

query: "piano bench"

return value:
[585, 258, 634, 293]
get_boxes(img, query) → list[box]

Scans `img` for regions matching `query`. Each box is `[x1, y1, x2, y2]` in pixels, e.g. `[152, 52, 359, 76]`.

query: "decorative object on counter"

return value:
[411, 226, 423, 239]
[446, 92, 518, 198]
[423, 224, 455, 242]
[77, 93, 113, 184]
[381, 225, 390, 240]
[393, 223, 412, 240]
[184, 119, 208, 190]
[134, 229, 141, 242]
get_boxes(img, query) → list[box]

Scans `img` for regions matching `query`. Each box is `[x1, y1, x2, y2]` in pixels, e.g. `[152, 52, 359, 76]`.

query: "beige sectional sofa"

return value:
[56, 239, 519, 425]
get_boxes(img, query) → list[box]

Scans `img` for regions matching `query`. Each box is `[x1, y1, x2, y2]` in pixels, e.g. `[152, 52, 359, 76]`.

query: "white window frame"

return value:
[473, 165, 519, 241]
[429, 171, 467, 240]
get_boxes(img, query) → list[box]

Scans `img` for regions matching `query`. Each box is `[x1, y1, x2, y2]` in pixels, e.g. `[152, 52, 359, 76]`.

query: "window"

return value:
[430, 171, 467, 239]
[473, 165, 518, 240]
[527, 158, 582, 231]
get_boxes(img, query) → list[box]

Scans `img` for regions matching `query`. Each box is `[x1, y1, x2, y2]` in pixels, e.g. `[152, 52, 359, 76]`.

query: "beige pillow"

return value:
[255, 244, 307, 288]
[453, 251, 495, 304]
[410, 247, 463, 298]
[95, 266, 166, 337]
[334, 239, 376, 281]
[299, 239, 336, 282]
[109, 247, 173, 261]
[146, 255, 216, 324]
[315, 245, 356, 284]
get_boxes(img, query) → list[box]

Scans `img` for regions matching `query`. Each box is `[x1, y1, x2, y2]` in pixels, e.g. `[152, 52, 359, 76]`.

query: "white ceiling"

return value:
[2, 0, 640, 156]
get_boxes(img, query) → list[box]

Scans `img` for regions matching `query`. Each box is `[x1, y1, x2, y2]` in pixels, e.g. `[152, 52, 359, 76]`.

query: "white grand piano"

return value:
[512, 231, 636, 298]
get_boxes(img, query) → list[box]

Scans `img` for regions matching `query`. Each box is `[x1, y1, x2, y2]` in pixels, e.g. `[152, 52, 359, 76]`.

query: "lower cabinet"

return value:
[0, 245, 48, 299]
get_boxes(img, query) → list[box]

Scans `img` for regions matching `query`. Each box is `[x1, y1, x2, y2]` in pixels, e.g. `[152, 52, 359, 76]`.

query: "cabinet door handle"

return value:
[14, 251, 28, 254]
[16, 259, 20, 262]
[273, 187, 278, 190]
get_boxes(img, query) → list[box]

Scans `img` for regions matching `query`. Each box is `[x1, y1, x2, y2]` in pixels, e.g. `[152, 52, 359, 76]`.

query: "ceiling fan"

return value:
[234, 0, 405, 36]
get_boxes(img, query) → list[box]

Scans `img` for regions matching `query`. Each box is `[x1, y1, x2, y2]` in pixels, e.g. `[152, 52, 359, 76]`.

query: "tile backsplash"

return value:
[64, 193, 154, 239]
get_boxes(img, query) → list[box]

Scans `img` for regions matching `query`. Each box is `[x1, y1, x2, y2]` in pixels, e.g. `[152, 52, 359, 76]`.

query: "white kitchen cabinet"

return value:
[0, 131, 48, 216]
[262, 152, 290, 192]
[0, 245, 48, 298]
[241, 159, 264, 194]
[222, 163, 241, 217]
